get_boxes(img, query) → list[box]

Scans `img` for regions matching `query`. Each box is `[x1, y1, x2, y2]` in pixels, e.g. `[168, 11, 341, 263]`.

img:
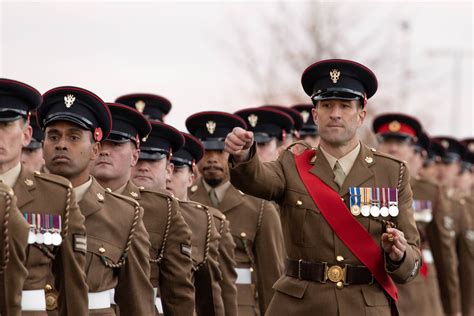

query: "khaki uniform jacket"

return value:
[0, 183, 29, 316]
[79, 178, 154, 315]
[179, 200, 225, 316]
[229, 143, 421, 316]
[427, 188, 464, 315]
[13, 167, 88, 316]
[458, 195, 474, 316]
[121, 181, 195, 316]
[396, 177, 443, 316]
[190, 179, 285, 316]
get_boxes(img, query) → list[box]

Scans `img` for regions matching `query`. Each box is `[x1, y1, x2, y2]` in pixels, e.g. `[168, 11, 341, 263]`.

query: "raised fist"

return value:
[224, 127, 254, 162]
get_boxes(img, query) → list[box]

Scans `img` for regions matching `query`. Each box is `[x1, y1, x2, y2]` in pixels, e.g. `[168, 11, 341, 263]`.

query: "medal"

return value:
[52, 215, 62, 246]
[52, 233, 62, 246]
[351, 205, 361, 216]
[388, 188, 399, 217]
[43, 214, 53, 245]
[349, 187, 361, 216]
[361, 205, 371, 217]
[370, 187, 380, 217]
[380, 188, 389, 217]
[36, 232, 44, 244]
[44, 232, 53, 245]
[28, 230, 36, 244]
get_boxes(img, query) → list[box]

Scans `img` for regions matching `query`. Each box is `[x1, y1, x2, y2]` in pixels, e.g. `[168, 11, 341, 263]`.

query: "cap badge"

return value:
[206, 121, 216, 134]
[135, 100, 146, 113]
[365, 156, 373, 164]
[248, 114, 258, 128]
[64, 94, 76, 108]
[94, 127, 103, 142]
[441, 140, 449, 149]
[301, 110, 310, 123]
[468, 143, 474, 153]
[388, 120, 401, 132]
[329, 69, 341, 84]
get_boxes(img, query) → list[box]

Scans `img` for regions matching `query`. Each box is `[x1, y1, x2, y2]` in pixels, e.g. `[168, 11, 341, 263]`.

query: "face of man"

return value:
[0, 119, 32, 172]
[312, 99, 365, 147]
[407, 150, 425, 177]
[454, 170, 472, 194]
[257, 138, 279, 163]
[92, 141, 139, 190]
[437, 161, 461, 188]
[167, 165, 194, 200]
[21, 147, 44, 172]
[419, 163, 438, 182]
[197, 150, 229, 187]
[131, 158, 173, 190]
[377, 138, 416, 166]
[43, 121, 100, 186]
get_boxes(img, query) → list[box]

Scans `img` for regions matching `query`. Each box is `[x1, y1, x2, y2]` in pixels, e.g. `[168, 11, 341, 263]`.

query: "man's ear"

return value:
[358, 108, 367, 126]
[91, 141, 101, 160]
[131, 145, 140, 167]
[22, 122, 33, 147]
[311, 107, 318, 124]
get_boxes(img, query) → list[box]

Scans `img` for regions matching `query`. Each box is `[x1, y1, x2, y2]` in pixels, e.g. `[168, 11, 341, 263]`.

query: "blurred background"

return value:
[1, 0, 472, 139]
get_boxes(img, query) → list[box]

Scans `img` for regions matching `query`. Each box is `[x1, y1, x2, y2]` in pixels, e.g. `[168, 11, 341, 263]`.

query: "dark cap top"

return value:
[373, 113, 422, 141]
[414, 130, 430, 154]
[115, 93, 171, 122]
[260, 105, 303, 133]
[234, 107, 293, 144]
[25, 112, 43, 150]
[0, 78, 42, 122]
[171, 133, 204, 168]
[431, 136, 464, 164]
[106, 103, 151, 148]
[291, 104, 318, 137]
[460, 138, 474, 172]
[301, 59, 377, 107]
[37, 86, 111, 142]
[186, 111, 247, 151]
[139, 120, 184, 161]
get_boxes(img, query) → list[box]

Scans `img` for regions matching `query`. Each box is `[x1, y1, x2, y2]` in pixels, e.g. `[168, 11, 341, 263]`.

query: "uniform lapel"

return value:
[13, 167, 34, 209]
[190, 179, 213, 206]
[78, 178, 103, 218]
[308, 149, 340, 192]
[123, 180, 141, 201]
[340, 144, 375, 195]
[218, 184, 244, 214]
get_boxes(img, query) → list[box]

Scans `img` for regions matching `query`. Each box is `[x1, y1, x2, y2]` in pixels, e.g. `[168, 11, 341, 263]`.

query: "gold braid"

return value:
[0, 192, 11, 273]
[62, 187, 71, 240]
[398, 162, 405, 191]
[194, 207, 212, 272]
[150, 197, 172, 264]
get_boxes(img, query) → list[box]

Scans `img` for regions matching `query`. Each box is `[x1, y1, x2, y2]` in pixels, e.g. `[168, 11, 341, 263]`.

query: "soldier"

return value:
[186, 111, 285, 316]
[92, 103, 195, 315]
[261, 105, 303, 153]
[0, 182, 29, 316]
[115, 93, 172, 122]
[37, 86, 155, 315]
[20, 112, 45, 172]
[234, 107, 294, 162]
[225, 59, 422, 315]
[372, 113, 443, 316]
[167, 132, 239, 316]
[292, 104, 320, 147]
[0, 78, 88, 315]
[419, 140, 445, 183]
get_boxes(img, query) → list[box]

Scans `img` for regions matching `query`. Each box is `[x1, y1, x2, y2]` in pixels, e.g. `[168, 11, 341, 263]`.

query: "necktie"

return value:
[209, 188, 219, 207]
[333, 160, 346, 188]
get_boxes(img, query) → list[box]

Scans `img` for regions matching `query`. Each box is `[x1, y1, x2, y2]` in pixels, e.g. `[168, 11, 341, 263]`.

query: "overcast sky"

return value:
[0, 0, 472, 138]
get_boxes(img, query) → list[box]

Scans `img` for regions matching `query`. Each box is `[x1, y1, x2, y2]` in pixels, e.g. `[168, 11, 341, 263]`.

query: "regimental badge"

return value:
[364, 156, 373, 164]
[135, 100, 146, 113]
[64, 94, 75, 108]
[468, 143, 474, 153]
[206, 121, 216, 134]
[94, 127, 103, 142]
[441, 140, 449, 149]
[248, 114, 258, 128]
[329, 69, 341, 83]
[388, 120, 401, 132]
[301, 110, 310, 123]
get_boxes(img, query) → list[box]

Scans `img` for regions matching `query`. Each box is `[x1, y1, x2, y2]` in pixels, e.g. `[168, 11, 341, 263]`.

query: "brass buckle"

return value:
[325, 264, 347, 284]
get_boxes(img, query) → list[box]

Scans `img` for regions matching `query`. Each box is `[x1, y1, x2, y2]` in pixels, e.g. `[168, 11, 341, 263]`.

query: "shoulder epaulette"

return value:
[285, 141, 314, 152]
[33, 171, 72, 188]
[106, 190, 140, 207]
[180, 199, 209, 210]
[371, 149, 406, 165]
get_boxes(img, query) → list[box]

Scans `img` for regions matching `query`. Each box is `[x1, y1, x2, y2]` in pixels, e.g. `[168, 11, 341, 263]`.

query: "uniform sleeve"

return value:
[229, 143, 287, 203]
[384, 165, 421, 283]
[115, 215, 155, 315]
[427, 194, 462, 315]
[217, 219, 238, 316]
[159, 201, 196, 315]
[3, 206, 29, 316]
[52, 191, 89, 316]
[254, 201, 285, 314]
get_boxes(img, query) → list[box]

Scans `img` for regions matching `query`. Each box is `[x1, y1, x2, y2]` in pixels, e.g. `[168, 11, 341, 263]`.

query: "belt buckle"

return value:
[325, 264, 347, 284]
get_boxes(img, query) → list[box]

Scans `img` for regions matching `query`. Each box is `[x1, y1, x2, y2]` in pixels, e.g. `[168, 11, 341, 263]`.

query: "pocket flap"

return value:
[361, 286, 389, 306]
[87, 235, 123, 262]
[272, 276, 309, 299]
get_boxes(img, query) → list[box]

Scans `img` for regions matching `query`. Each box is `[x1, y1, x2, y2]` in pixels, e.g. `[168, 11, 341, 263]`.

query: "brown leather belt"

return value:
[285, 258, 374, 285]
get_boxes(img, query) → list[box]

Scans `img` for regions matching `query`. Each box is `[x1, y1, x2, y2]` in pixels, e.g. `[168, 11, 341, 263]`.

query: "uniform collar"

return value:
[73, 176, 93, 202]
[202, 178, 231, 204]
[319, 142, 361, 175]
[0, 162, 21, 188]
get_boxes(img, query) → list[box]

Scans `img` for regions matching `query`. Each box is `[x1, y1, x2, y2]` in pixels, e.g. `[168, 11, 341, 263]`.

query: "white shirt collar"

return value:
[319, 142, 361, 175]
[202, 179, 231, 204]
[0, 163, 22, 188]
[73, 177, 93, 202]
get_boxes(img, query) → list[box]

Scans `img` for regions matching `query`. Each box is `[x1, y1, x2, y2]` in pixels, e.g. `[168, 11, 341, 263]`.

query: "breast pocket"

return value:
[283, 191, 323, 247]
[85, 235, 124, 290]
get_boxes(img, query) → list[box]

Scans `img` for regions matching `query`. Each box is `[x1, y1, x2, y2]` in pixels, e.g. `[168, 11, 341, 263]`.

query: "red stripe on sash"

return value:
[294, 149, 398, 302]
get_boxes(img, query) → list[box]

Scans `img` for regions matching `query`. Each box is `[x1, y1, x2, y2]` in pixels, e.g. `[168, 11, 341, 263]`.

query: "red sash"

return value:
[294, 149, 398, 302]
